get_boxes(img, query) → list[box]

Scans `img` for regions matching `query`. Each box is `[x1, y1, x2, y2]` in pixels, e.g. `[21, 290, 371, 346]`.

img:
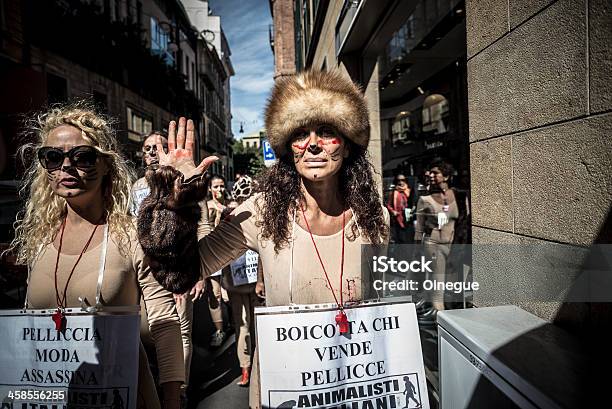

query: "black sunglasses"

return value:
[37, 145, 102, 170]
[143, 144, 168, 154]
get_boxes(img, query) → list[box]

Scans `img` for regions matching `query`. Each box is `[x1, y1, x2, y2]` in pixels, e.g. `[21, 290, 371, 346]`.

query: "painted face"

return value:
[42, 125, 108, 201]
[142, 134, 168, 166]
[210, 178, 225, 200]
[289, 125, 349, 181]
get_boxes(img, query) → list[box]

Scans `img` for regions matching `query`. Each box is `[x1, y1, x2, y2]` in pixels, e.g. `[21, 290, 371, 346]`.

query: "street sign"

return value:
[262, 140, 277, 167]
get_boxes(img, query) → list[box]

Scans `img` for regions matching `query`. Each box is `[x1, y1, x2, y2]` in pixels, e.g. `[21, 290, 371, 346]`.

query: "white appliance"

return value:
[437, 306, 585, 409]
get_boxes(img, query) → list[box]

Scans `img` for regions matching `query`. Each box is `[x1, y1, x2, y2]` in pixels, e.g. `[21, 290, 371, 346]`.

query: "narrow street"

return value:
[187, 300, 249, 409]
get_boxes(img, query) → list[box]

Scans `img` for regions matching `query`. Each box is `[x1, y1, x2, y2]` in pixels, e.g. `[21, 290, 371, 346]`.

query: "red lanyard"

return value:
[299, 203, 350, 333]
[51, 218, 99, 331]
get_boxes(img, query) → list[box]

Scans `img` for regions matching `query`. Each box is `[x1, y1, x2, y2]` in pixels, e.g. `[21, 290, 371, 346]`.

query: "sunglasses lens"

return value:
[40, 149, 64, 169]
[72, 148, 98, 168]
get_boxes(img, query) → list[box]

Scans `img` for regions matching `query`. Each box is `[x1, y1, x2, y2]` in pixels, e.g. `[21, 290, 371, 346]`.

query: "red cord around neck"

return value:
[299, 203, 346, 310]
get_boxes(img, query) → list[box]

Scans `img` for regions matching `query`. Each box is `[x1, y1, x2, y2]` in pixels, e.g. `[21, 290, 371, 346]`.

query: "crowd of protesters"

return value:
[6, 69, 471, 408]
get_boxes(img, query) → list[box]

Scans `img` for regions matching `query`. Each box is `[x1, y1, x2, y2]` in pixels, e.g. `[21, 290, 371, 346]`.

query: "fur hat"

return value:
[265, 70, 370, 156]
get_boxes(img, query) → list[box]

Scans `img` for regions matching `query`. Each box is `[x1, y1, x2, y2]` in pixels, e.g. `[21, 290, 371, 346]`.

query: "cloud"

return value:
[209, 0, 275, 138]
[232, 75, 274, 94]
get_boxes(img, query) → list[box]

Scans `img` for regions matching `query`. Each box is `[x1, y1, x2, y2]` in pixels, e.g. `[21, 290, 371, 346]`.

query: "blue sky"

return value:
[208, 0, 275, 138]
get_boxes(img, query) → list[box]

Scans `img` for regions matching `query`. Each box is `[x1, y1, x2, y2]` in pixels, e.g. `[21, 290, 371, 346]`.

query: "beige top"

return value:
[415, 194, 460, 244]
[26, 229, 185, 385]
[199, 195, 390, 307]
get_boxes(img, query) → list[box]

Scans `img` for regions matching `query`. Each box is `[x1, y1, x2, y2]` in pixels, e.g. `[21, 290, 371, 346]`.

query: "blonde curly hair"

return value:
[9, 100, 136, 265]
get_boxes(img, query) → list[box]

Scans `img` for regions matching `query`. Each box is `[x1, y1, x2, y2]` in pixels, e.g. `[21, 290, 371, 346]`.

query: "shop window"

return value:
[391, 111, 412, 145]
[422, 94, 449, 134]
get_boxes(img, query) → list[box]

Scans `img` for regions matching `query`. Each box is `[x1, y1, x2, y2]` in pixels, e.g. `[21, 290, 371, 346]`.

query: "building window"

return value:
[303, 0, 310, 52]
[126, 106, 153, 142]
[150, 17, 175, 66]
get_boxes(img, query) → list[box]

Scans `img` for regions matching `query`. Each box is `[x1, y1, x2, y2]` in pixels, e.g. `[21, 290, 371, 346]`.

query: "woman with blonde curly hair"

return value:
[9, 101, 186, 409]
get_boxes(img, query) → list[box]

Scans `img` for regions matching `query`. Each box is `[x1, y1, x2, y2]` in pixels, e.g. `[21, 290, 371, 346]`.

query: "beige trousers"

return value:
[208, 276, 229, 324]
[140, 295, 193, 388]
[177, 295, 194, 386]
[229, 291, 259, 368]
[423, 240, 452, 305]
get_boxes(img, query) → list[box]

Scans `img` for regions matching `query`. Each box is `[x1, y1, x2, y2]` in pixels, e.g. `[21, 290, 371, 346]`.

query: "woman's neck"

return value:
[300, 176, 344, 216]
[435, 182, 449, 192]
[212, 196, 225, 206]
[65, 197, 105, 226]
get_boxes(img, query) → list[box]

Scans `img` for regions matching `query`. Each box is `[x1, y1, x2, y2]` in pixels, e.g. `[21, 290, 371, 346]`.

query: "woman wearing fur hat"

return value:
[139, 70, 389, 407]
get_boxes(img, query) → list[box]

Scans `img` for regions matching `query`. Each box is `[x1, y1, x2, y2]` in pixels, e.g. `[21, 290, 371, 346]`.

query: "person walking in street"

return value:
[131, 130, 168, 215]
[221, 175, 264, 387]
[206, 175, 229, 347]
[387, 173, 415, 243]
[415, 161, 469, 313]
[131, 130, 199, 405]
[9, 101, 191, 409]
[135, 69, 390, 408]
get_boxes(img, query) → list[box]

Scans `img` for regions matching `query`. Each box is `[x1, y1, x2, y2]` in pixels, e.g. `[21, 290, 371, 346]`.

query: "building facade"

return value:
[271, 0, 611, 404]
[270, 0, 611, 323]
[182, 0, 235, 181]
[240, 128, 265, 150]
[269, 0, 297, 79]
[0, 0, 236, 304]
[0, 0, 202, 168]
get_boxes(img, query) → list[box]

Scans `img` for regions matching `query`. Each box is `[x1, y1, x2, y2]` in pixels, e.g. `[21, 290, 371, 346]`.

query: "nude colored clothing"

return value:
[132, 176, 212, 391]
[197, 195, 389, 409]
[415, 194, 459, 244]
[229, 290, 260, 368]
[27, 230, 184, 408]
[198, 194, 390, 307]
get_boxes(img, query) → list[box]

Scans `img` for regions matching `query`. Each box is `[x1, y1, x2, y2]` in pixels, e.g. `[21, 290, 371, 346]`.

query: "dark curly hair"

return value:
[256, 143, 388, 253]
[429, 160, 453, 178]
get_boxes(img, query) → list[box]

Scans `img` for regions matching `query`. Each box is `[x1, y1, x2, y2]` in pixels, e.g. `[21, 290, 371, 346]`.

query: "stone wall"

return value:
[466, 0, 611, 325]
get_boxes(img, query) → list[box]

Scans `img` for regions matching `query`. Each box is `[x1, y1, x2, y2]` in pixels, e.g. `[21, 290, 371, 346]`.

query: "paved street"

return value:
[187, 300, 250, 409]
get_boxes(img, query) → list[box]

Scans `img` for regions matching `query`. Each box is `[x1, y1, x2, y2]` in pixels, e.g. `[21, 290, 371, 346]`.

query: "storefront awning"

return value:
[382, 156, 408, 172]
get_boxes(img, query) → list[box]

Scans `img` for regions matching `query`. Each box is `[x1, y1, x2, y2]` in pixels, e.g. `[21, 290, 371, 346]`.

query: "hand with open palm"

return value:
[156, 117, 218, 180]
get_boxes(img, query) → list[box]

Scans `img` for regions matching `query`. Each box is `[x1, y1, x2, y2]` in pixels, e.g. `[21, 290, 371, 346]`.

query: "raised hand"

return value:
[157, 117, 218, 180]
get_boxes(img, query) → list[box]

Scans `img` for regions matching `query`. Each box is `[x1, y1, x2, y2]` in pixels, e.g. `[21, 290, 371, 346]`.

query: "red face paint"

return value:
[291, 140, 309, 151]
[319, 137, 341, 146]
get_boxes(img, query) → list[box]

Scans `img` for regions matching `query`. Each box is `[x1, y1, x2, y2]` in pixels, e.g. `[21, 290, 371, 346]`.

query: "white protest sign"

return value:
[256, 300, 429, 409]
[230, 250, 259, 286]
[0, 308, 140, 408]
[131, 187, 150, 216]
